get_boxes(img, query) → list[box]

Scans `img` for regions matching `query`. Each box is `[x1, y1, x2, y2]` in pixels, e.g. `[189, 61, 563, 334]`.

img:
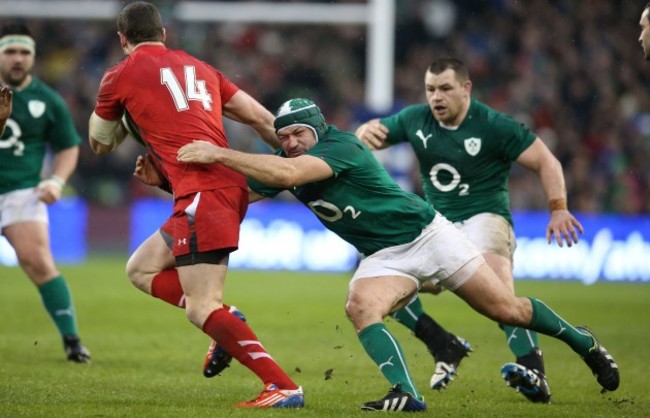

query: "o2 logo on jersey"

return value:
[161, 66, 212, 111]
[0, 119, 25, 156]
[307, 199, 362, 222]
[429, 163, 469, 196]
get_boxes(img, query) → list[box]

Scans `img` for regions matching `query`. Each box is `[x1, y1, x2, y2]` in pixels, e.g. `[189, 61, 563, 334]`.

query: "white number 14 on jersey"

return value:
[161, 66, 212, 111]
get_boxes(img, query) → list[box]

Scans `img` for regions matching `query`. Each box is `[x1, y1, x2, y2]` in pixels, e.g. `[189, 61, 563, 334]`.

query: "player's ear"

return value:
[464, 80, 473, 95]
[162, 28, 167, 42]
[118, 31, 127, 49]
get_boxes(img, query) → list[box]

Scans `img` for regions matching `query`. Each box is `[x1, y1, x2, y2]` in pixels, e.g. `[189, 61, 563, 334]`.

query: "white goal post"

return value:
[0, 0, 396, 112]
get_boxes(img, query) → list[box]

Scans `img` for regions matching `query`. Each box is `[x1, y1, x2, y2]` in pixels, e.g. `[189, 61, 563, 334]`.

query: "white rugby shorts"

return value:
[455, 212, 516, 261]
[0, 188, 48, 232]
[352, 213, 484, 291]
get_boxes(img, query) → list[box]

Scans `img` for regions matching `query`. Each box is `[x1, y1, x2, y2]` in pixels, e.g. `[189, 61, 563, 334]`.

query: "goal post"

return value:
[0, 0, 396, 112]
[176, 1, 395, 112]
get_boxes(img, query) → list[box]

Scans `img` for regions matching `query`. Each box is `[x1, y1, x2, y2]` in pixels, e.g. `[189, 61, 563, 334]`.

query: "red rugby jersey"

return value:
[94, 44, 246, 197]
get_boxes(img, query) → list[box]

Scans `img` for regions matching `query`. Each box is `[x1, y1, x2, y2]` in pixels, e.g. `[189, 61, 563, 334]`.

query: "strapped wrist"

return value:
[48, 175, 66, 189]
[548, 198, 567, 212]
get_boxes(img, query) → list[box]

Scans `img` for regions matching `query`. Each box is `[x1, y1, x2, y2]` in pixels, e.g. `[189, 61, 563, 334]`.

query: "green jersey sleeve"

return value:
[380, 105, 431, 146]
[490, 112, 536, 160]
[306, 128, 365, 176]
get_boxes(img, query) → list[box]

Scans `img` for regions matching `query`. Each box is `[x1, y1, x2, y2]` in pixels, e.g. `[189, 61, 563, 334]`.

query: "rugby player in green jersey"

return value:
[356, 57, 584, 403]
[176, 98, 618, 412]
[0, 23, 90, 363]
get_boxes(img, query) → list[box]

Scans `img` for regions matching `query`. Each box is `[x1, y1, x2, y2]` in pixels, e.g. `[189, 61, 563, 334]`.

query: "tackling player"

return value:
[177, 97, 619, 412]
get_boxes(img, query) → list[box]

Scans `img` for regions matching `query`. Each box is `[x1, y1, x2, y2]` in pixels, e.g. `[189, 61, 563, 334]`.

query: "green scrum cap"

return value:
[274, 98, 327, 141]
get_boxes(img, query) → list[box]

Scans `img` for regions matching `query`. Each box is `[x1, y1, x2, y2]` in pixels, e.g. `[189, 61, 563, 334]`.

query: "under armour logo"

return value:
[178, 238, 187, 246]
[415, 129, 432, 149]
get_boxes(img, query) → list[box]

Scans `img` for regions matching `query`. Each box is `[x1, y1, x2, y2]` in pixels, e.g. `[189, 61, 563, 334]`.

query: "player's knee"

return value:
[345, 290, 385, 321]
[184, 304, 203, 328]
[345, 290, 365, 318]
[488, 299, 530, 326]
[125, 260, 139, 284]
[184, 299, 219, 328]
[125, 257, 149, 292]
[18, 253, 56, 284]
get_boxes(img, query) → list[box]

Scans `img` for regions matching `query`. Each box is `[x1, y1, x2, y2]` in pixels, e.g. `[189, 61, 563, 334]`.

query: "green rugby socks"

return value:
[528, 297, 595, 355]
[392, 296, 424, 330]
[359, 323, 422, 401]
[501, 325, 540, 358]
[38, 275, 78, 337]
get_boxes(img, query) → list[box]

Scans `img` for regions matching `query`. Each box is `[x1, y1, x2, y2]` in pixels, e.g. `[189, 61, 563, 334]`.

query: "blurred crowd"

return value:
[10, 0, 650, 213]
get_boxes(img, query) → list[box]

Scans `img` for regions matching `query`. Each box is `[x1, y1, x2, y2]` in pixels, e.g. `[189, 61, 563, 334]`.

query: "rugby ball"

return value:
[122, 111, 145, 146]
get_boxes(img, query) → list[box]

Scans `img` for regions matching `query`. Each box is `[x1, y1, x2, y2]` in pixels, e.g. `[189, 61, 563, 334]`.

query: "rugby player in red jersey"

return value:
[89, 1, 302, 408]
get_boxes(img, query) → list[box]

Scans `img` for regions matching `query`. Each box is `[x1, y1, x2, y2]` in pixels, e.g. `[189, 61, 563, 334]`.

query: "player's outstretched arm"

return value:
[516, 137, 584, 247]
[177, 140, 332, 187]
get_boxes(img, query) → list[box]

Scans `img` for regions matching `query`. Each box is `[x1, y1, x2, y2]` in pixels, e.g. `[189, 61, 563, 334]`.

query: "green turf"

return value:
[1, 256, 648, 417]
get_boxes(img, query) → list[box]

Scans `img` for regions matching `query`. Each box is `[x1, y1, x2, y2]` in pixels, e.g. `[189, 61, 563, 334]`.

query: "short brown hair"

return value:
[427, 57, 470, 82]
[117, 1, 164, 45]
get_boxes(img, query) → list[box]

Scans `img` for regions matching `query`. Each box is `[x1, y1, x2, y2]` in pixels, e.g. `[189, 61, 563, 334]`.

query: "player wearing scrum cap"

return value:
[0, 22, 90, 363]
[177, 97, 619, 412]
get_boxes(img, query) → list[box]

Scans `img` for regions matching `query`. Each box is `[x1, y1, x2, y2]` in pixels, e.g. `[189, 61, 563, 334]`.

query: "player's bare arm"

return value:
[37, 146, 79, 205]
[516, 137, 584, 247]
[223, 90, 280, 149]
[0, 86, 12, 134]
[88, 111, 128, 154]
[177, 140, 333, 187]
[355, 119, 390, 150]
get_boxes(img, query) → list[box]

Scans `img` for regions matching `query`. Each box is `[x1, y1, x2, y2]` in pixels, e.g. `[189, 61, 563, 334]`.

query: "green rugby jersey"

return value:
[381, 99, 535, 225]
[249, 126, 436, 256]
[0, 77, 81, 194]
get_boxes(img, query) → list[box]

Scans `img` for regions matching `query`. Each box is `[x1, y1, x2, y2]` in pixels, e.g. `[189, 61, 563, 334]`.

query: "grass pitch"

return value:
[1, 256, 648, 417]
